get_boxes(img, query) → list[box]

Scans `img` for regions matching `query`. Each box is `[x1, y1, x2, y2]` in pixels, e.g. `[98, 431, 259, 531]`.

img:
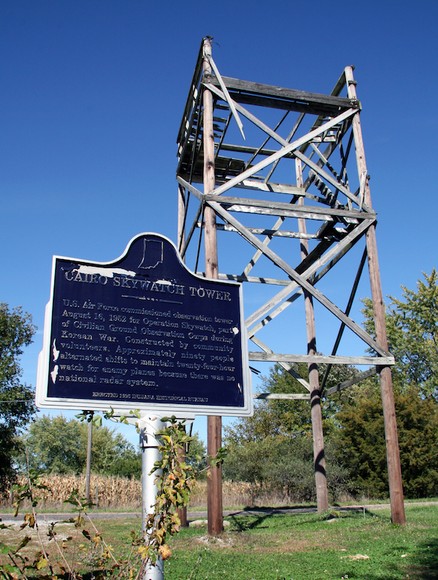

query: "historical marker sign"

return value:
[36, 233, 252, 416]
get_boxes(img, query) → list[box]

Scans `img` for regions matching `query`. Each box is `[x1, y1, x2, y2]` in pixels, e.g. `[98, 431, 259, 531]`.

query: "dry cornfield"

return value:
[4, 475, 142, 509]
[2, 476, 289, 510]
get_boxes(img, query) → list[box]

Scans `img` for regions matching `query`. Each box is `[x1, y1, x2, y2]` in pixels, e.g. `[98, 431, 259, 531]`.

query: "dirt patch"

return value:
[1, 519, 77, 547]
[0, 517, 92, 573]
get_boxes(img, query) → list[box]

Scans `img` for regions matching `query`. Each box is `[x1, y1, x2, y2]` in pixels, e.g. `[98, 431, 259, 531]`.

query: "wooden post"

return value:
[345, 66, 406, 525]
[203, 36, 224, 536]
[297, 160, 329, 512]
[177, 185, 189, 529]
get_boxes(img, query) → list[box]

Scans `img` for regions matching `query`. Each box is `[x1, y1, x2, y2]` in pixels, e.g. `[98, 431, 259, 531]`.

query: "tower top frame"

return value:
[176, 38, 392, 396]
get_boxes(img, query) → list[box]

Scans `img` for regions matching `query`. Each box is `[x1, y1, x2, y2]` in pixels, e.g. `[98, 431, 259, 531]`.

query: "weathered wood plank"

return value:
[203, 37, 224, 538]
[206, 74, 358, 115]
[206, 54, 245, 139]
[249, 352, 395, 365]
[213, 222, 318, 240]
[205, 195, 369, 221]
[177, 176, 204, 200]
[256, 393, 311, 400]
[345, 66, 406, 525]
[217, 273, 291, 285]
[218, 143, 279, 156]
[231, 178, 306, 196]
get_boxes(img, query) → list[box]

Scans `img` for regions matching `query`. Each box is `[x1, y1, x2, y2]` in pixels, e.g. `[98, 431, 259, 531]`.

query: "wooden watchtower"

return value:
[176, 37, 405, 528]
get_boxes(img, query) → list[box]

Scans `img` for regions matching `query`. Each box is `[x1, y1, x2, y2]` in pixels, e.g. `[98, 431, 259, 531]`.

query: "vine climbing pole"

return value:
[176, 38, 405, 525]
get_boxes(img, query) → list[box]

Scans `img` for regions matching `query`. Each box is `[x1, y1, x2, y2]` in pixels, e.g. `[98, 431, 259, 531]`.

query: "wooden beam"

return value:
[218, 273, 292, 286]
[256, 393, 310, 400]
[298, 168, 329, 513]
[245, 221, 369, 334]
[206, 74, 359, 116]
[248, 352, 395, 366]
[204, 194, 372, 222]
[346, 65, 405, 525]
[213, 222, 319, 240]
[225, 177, 306, 195]
[203, 38, 223, 537]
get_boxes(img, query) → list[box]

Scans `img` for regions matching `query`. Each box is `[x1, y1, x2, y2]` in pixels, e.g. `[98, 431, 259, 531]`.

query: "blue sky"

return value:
[2, 0, 437, 445]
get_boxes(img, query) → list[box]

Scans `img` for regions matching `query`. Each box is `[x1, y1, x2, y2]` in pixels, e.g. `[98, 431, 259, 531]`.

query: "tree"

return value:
[184, 431, 207, 476]
[363, 269, 438, 399]
[334, 382, 438, 498]
[0, 303, 36, 493]
[223, 363, 354, 502]
[23, 415, 84, 474]
[21, 415, 142, 478]
[89, 424, 141, 478]
[225, 270, 438, 501]
[336, 270, 438, 498]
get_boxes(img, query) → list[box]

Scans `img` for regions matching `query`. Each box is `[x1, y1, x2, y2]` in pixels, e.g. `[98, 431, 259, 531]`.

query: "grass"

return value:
[1, 503, 437, 578]
[165, 504, 438, 579]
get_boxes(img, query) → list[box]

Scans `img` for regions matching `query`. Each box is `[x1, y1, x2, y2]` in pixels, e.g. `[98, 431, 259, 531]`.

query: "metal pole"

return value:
[345, 66, 406, 525]
[85, 414, 93, 504]
[140, 416, 164, 580]
[202, 36, 224, 536]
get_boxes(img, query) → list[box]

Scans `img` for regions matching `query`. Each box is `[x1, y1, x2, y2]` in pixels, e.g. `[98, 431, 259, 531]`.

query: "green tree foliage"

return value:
[335, 270, 438, 498]
[362, 269, 438, 399]
[225, 271, 438, 501]
[21, 415, 142, 478]
[91, 423, 141, 478]
[224, 364, 353, 502]
[0, 303, 36, 493]
[335, 383, 438, 498]
[184, 431, 207, 477]
[21, 415, 207, 481]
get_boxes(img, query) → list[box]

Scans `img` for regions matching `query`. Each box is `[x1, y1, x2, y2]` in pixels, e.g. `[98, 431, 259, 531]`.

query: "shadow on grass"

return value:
[227, 504, 383, 528]
[231, 504, 316, 516]
[228, 510, 273, 531]
[340, 537, 438, 580]
[405, 536, 438, 580]
[226, 505, 309, 532]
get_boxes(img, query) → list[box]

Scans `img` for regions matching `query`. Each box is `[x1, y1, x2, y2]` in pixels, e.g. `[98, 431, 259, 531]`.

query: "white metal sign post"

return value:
[139, 416, 164, 580]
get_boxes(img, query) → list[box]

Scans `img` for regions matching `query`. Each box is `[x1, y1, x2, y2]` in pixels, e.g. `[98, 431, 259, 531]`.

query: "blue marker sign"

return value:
[36, 233, 252, 416]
